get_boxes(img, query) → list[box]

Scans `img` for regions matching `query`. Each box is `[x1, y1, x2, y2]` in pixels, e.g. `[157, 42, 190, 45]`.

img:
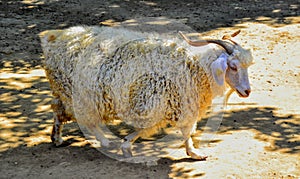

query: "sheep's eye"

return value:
[230, 65, 237, 71]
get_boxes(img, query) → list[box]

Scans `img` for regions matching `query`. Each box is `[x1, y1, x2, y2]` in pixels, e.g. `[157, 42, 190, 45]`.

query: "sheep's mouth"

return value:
[236, 90, 249, 98]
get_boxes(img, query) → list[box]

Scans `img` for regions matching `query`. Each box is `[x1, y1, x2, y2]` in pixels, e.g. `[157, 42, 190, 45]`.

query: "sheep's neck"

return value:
[186, 62, 212, 114]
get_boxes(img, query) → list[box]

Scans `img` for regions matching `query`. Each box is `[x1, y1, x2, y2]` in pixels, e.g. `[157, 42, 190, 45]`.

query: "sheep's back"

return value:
[73, 38, 202, 128]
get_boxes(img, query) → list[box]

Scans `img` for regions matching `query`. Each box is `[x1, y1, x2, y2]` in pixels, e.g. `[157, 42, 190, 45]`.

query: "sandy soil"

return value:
[0, 0, 299, 178]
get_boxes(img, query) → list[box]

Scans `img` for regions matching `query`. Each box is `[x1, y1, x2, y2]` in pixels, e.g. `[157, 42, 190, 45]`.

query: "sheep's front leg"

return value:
[181, 122, 207, 160]
[184, 137, 207, 160]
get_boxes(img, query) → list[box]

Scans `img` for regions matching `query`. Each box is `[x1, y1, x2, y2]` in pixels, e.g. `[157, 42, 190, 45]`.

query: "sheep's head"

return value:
[179, 30, 254, 98]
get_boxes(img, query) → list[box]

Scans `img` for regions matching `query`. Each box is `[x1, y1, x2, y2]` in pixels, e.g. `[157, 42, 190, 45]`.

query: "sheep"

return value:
[39, 26, 254, 160]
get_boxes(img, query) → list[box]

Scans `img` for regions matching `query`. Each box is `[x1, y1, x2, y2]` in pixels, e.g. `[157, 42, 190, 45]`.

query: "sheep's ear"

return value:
[211, 53, 228, 86]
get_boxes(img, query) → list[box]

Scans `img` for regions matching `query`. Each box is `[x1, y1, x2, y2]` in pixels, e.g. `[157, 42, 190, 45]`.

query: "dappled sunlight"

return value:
[168, 128, 299, 178]
[100, 16, 194, 35]
[198, 106, 299, 155]
[118, 1, 299, 29]
[169, 165, 205, 179]
[21, 0, 45, 6]
[0, 55, 85, 152]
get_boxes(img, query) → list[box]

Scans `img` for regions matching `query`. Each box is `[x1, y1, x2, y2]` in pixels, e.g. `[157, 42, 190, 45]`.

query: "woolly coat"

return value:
[40, 26, 225, 131]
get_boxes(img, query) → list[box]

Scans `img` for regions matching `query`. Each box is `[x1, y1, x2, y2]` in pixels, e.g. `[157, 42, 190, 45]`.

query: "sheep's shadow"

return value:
[0, 141, 173, 178]
[60, 105, 299, 159]
[197, 106, 299, 154]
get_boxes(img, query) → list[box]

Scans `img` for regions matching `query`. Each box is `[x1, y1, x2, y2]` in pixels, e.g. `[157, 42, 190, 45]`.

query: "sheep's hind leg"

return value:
[181, 122, 207, 160]
[50, 98, 66, 146]
[51, 114, 64, 146]
[87, 124, 111, 148]
[120, 131, 139, 158]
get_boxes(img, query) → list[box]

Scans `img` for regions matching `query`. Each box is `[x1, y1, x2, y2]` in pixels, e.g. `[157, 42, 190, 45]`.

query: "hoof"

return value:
[121, 142, 133, 158]
[100, 138, 112, 148]
[187, 149, 208, 161]
[51, 136, 64, 147]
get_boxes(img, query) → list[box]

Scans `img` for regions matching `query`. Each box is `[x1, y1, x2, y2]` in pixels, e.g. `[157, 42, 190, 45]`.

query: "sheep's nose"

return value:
[245, 89, 251, 96]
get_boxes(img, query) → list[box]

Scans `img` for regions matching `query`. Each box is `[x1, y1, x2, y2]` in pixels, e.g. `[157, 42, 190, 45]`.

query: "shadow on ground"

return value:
[197, 106, 299, 155]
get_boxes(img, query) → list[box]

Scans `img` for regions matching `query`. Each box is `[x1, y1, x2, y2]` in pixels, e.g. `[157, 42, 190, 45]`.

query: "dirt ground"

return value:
[0, 0, 299, 178]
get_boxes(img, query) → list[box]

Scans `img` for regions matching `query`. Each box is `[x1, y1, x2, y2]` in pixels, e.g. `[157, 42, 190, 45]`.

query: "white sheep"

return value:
[39, 26, 253, 160]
